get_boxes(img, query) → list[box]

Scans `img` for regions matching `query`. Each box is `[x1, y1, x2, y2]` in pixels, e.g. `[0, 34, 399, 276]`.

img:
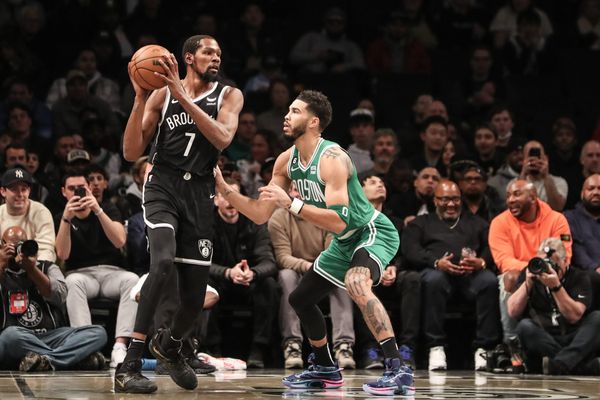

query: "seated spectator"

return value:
[0, 168, 55, 262]
[574, 0, 600, 50]
[507, 237, 600, 375]
[397, 94, 433, 155]
[46, 48, 121, 114]
[51, 69, 120, 139]
[472, 124, 505, 177]
[401, 0, 438, 49]
[0, 102, 48, 152]
[501, 9, 556, 76]
[347, 109, 376, 175]
[237, 129, 280, 198]
[117, 156, 147, 220]
[86, 164, 110, 204]
[289, 6, 365, 74]
[359, 175, 421, 369]
[402, 180, 499, 371]
[490, 0, 553, 49]
[224, 110, 257, 162]
[366, 10, 431, 74]
[458, 164, 505, 222]
[55, 172, 137, 368]
[441, 139, 457, 178]
[3, 144, 47, 203]
[548, 117, 581, 209]
[409, 116, 448, 175]
[436, 1, 487, 49]
[488, 136, 526, 204]
[257, 79, 290, 137]
[207, 179, 278, 367]
[268, 182, 355, 369]
[0, 77, 52, 141]
[0, 226, 107, 371]
[82, 115, 123, 190]
[358, 128, 400, 182]
[489, 105, 516, 149]
[489, 180, 572, 350]
[388, 166, 440, 225]
[565, 174, 600, 310]
[565, 140, 600, 211]
[511, 141, 568, 211]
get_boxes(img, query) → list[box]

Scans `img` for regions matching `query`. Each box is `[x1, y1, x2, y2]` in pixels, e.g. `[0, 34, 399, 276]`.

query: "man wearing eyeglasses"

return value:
[401, 180, 499, 371]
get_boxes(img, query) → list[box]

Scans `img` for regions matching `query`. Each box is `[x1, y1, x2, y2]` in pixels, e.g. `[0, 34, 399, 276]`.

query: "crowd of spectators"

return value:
[1, 0, 600, 373]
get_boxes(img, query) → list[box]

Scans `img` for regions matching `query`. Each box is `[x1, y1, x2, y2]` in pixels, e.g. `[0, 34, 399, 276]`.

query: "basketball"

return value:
[130, 44, 171, 90]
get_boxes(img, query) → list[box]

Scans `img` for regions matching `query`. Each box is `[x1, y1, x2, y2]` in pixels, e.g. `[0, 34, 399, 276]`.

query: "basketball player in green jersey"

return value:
[214, 90, 414, 396]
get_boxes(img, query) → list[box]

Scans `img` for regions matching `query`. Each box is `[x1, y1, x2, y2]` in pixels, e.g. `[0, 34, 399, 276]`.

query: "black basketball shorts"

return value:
[142, 166, 215, 266]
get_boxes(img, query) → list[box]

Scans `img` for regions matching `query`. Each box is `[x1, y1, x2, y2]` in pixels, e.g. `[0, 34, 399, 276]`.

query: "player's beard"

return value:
[200, 69, 218, 82]
[282, 121, 308, 144]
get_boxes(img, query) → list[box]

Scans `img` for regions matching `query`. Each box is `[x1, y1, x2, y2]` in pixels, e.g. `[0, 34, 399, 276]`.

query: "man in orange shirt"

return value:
[489, 180, 572, 346]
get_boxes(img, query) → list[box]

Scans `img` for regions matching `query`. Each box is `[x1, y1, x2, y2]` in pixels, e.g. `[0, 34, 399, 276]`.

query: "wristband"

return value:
[94, 208, 104, 216]
[549, 283, 562, 293]
[288, 198, 304, 215]
[62, 217, 71, 225]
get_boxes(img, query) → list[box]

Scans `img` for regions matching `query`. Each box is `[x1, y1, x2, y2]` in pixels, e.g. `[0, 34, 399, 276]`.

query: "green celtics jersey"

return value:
[287, 138, 375, 239]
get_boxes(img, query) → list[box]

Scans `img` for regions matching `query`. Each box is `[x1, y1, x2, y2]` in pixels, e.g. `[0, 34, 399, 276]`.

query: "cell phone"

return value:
[74, 187, 87, 198]
[528, 148, 541, 158]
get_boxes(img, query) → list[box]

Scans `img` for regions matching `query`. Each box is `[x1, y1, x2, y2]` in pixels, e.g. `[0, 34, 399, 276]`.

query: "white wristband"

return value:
[94, 208, 104, 216]
[288, 198, 304, 215]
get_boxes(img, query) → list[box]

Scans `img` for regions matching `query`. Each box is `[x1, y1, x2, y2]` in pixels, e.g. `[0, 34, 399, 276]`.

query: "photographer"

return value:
[507, 237, 600, 375]
[0, 226, 106, 371]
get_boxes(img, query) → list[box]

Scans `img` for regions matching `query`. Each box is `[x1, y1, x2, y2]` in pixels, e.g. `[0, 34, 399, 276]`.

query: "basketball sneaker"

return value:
[114, 360, 157, 393]
[149, 329, 197, 390]
[362, 357, 415, 396]
[282, 353, 343, 389]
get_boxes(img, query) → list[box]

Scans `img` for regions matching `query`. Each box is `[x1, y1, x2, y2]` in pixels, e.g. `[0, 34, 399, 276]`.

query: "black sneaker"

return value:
[19, 352, 52, 372]
[186, 356, 217, 374]
[76, 352, 107, 370]
[247, 345, 265, 369]
[114, 360, 157, 393]
[543, 356, 569, 375]
[149, 329, 198, 390]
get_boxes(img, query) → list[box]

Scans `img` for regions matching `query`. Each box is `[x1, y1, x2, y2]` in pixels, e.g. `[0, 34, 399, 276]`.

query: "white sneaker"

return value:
[474, 348, 487, 371]
[109, 343, 127, 368]
[428, 346, 447, 371]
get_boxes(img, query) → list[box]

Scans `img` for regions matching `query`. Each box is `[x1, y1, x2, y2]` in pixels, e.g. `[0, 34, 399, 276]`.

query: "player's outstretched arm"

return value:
[123, 63, 166, 161]
[215, 151, 291, 224]
[259, 147, 351, 235]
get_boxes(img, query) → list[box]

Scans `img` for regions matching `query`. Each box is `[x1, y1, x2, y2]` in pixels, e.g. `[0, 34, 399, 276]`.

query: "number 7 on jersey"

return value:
[184, 132, 196, 157]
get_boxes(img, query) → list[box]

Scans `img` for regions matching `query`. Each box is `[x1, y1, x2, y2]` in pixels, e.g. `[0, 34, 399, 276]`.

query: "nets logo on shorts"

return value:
[198, 239, 213, 260]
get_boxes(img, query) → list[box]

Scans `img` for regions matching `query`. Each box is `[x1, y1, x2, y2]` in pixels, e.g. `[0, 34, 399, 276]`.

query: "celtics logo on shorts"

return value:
[198, 239, 213, 260]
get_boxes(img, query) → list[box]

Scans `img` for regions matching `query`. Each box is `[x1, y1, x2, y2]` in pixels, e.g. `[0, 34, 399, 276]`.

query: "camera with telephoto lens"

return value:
[527, 247, 559, 275]
[16, 240, 38, 257]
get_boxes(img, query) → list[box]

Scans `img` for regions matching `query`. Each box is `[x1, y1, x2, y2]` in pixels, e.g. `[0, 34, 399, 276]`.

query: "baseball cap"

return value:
[349, 108, 374, 125]
[1, 167, 33, 188]
[66, 69, 87, 84]
[67, 149, 91, 164]
[506, 136, 527, 154]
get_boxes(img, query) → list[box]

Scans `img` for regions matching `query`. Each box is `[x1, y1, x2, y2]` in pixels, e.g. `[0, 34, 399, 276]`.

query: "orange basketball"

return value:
[130, 44, 171, 90]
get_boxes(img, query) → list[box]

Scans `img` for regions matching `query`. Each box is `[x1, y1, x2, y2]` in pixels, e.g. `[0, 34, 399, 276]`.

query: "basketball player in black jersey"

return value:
[114, 35, 243, 393]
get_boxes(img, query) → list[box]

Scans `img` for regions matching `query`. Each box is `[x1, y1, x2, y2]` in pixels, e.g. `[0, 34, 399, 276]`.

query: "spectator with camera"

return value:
[268, 182, 355, 369]
[402, 180, 499, 371]
[0, 167, 55, 262]
[489, 179, 572, 353]
[514, 141, 568, 211]
[55, 172, 138, 368]
[507, 237, 600, 375]
[0, 226, 107, 371]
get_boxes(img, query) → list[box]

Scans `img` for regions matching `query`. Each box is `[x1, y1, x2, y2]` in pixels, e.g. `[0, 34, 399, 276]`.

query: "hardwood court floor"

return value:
[1, 369, 599, 399]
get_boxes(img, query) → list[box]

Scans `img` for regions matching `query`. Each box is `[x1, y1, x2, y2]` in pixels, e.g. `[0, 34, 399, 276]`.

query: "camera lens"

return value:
[527, 257, 547, 274]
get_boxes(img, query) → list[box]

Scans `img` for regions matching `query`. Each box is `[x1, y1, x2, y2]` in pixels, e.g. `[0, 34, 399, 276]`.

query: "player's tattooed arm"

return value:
[322, 147, 354, 177]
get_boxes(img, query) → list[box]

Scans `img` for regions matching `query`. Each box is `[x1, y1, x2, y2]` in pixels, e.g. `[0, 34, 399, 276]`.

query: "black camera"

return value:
[16, 240, 38, 257]
[527, 257, 559, 275]
[486, 344, 512, 372]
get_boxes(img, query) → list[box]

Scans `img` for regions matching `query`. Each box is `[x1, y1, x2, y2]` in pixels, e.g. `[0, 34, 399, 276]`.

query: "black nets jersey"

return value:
[149, 82, 229, 175]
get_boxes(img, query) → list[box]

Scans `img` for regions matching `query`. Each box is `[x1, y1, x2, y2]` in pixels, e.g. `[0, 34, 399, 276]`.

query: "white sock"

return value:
[113, 342, 127, 351]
